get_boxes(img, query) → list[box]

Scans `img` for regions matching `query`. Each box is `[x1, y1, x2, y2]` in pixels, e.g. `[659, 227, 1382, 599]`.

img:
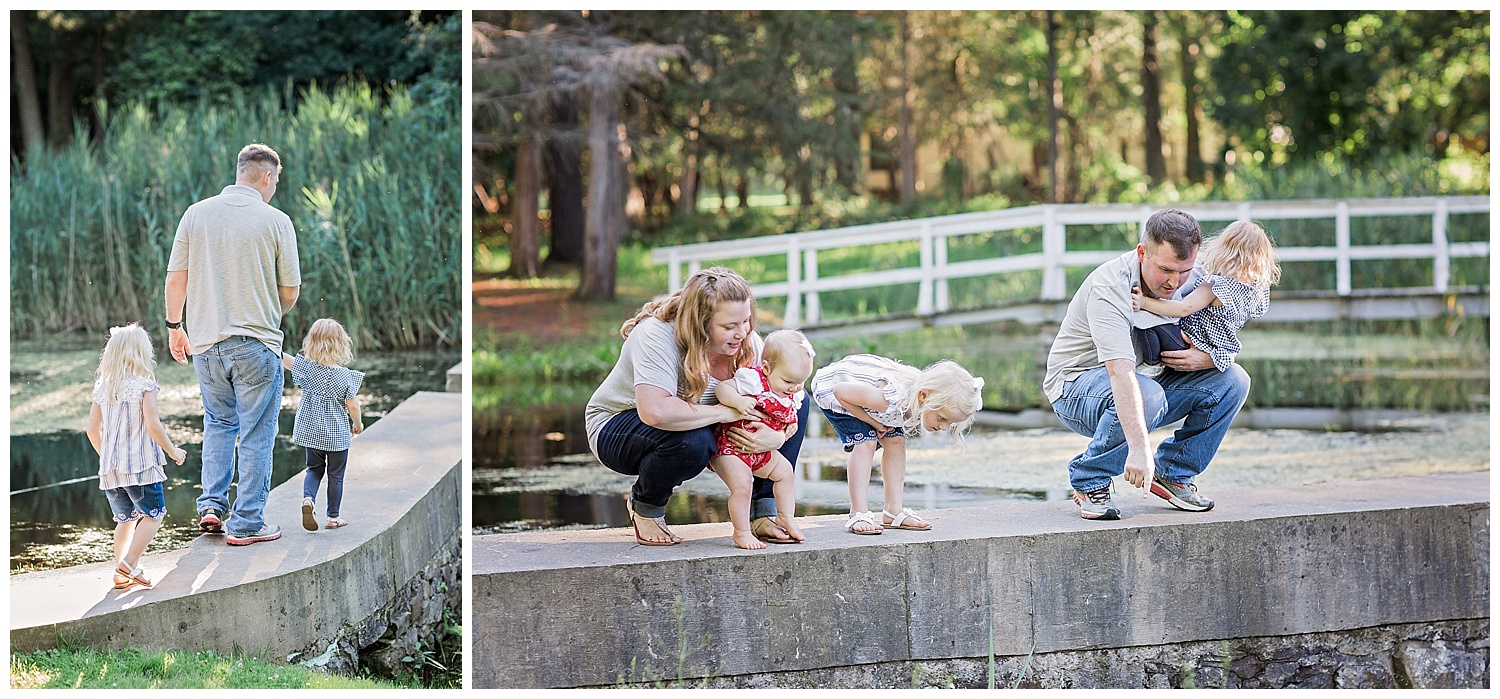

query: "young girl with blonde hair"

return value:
[85, 323, 187, 590]
[1132, 220, 1281, 375]
[281, 318, 364, 531]
[810, 355, 983, 534]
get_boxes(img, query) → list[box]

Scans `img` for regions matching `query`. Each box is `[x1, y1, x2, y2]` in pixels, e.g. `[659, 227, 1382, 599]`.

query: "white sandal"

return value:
[882, 507, 932, 530]
[844, 511, 884, 535]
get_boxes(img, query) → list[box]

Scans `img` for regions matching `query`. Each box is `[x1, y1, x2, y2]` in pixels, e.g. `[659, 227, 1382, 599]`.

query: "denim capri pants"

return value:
[819, 406, 906, 452]
[104, 482, 167, 523]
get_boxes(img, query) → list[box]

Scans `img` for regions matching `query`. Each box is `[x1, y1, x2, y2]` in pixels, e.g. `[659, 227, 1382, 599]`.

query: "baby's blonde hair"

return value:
[303, 318, 354, 367]
[897, 360, 983, 443]
[95, 323, 156, 404]
[762, 329, 815, 381]
[1199, 220, 1281, 289]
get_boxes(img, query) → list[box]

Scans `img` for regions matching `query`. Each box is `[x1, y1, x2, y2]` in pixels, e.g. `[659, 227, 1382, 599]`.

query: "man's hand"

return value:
[1160, 335, 1215, 372]
[726, 420, 786, 454]
[1123, 446, 1156, 493]
[169, 327, 192, 364]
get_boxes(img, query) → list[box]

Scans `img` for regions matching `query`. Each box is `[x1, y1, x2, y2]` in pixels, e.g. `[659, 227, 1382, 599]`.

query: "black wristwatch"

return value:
[165, 319, 183, 330]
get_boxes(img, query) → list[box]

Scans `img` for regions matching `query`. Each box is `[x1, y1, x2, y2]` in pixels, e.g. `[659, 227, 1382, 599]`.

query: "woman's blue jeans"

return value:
[596, 399, 809, 519]
[1051, 364, 1250, 493]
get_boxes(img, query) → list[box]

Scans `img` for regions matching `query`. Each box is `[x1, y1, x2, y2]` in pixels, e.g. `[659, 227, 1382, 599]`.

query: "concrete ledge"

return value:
[472, 472, 1488, 688]
[10, 391, 463, 657]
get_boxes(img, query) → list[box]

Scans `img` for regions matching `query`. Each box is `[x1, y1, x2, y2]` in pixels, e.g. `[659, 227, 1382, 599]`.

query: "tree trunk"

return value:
[47, 23, 77, 147]
[1177, 14, 1205, 183]
[675, 123, 699, 217]
[1141, 11, 1166, 184]
[736, 176, 749, 210]
[577, 78, 624, 302]
[508, 136, 543, 279]
[898, 11, 917, 204]
[832, 36, 863, 195]
[11, 11, 45, 155]
[545, 94, 585, 266]
[1046, 10, 1060, 204]
[716, 165, 729, 214]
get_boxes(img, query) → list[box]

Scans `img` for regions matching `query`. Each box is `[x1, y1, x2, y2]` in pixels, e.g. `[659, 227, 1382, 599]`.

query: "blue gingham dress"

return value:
[290, 355, 365, 452]
[93, 376, 168, 490]
[1178, 273, 1270, 372]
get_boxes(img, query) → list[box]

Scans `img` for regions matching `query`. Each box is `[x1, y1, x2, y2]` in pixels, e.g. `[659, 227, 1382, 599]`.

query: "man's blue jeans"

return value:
[194, 336, 284, 536]
[1052, 364, 1250, 493]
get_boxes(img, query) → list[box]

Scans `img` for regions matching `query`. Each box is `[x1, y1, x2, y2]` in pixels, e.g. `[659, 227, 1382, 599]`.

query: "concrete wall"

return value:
[472, 472, 1488, 688]
[10, 392, 462, 675]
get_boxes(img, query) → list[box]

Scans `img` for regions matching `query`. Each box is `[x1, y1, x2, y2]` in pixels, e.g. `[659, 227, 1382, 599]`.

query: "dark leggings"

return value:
[1135, 324, 1189, 364]
[302, 447, 348, 518]
[596, 398, 810, 519]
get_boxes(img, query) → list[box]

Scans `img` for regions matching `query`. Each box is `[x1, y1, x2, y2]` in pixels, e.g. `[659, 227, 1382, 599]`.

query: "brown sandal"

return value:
[113, 562, 151, 589]
[627, 495, 680, 546]
[751, 516, 798, 544]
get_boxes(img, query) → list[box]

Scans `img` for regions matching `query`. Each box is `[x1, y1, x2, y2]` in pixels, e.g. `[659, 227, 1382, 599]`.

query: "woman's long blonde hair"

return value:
[895, 359, 983, 443]
[1199, 220, 1281, 289]
[303, 318, 354, 366]
[95, 323, 156, 404]
[621, 267, 756, 402]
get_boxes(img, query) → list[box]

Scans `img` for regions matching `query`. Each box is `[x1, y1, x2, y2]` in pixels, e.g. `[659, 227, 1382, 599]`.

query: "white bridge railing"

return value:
[652, 197, 1490, 327]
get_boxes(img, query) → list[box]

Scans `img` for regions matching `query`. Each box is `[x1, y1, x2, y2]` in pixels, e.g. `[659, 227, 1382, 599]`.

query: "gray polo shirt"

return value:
[1043, 250, 1143, 403]
[167, 184, 300, 355]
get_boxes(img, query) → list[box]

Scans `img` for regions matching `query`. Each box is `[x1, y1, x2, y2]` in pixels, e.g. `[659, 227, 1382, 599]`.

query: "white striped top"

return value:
[290, 355, 365, 452]
[92, 376, 167, 490]
[809, 354, 911, 427]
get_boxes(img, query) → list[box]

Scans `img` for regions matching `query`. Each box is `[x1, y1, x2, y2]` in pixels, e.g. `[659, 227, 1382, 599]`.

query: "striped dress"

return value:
[290, 355, 365, 452]
[809, 354, 911, 427]
[1178, 273, 1271, 372]
[93, 376, 167, 490]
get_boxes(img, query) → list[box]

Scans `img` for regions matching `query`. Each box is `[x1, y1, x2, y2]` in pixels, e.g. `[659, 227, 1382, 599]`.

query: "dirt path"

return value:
[472, 275, 641, 343]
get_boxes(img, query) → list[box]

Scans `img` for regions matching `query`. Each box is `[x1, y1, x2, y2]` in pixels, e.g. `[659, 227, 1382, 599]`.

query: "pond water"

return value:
[10, 348, 460, 573]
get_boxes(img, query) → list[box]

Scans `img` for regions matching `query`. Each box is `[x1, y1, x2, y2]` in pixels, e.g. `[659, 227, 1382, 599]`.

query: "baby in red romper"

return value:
[710, 329, 815, 550]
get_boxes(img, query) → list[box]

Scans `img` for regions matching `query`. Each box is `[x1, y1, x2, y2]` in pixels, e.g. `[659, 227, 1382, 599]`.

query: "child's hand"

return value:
[1130, 286, 1144, 311]
[170, 447, 187, 465]
[351, 420, 363, 435]
[874, 424, 893, 438]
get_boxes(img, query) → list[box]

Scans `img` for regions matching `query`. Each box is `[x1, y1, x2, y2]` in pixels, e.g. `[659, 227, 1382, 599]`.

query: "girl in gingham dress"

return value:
[281, 319, 364, 531]
[1133, 220, 1282, 372]
[85, 324, 187, 590]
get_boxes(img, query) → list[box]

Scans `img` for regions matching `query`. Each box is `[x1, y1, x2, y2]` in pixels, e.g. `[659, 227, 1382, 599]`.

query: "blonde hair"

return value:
[1199, 220, 1281, 289]
[762, 329, 815, 381]
[95, 323, 156, 404]
[302, 318, 354, 367]
[896, 359, 983, 443]
[621, 267, 756, 402]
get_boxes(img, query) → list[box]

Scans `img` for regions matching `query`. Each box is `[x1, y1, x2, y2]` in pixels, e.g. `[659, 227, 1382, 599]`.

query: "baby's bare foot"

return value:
[731, 530, 767, 550]
[775, 515, 806, 541]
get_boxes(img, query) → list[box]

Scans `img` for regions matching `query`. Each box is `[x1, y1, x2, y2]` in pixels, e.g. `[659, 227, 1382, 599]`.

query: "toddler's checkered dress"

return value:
[290, 355, 365, 451]
[1178, 273, 1270, 372]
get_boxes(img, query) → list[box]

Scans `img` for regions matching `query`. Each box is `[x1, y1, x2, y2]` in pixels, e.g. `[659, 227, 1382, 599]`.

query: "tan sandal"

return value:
[751, 516, 797, 544]
[326, 517, 348, 529]
[113, 562, 151, 589]
[626, 495, 680, 544]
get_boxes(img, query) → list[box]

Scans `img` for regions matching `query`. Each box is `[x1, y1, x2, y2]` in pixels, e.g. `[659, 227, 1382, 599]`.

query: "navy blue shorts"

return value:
[104, 481, 167, 523]
[819, 407, 906, 452]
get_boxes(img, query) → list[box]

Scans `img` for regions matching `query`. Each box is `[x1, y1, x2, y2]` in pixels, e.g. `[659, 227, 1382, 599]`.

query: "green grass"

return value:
[10, 647, 417, 689]
[11, 81, 460, 350]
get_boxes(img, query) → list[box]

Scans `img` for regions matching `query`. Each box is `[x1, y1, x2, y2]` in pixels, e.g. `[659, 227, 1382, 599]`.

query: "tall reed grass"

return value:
[11, 81, 460, 349]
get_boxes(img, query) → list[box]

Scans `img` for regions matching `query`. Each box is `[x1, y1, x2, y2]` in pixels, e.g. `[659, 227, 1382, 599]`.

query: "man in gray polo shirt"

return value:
[165, 143, 301, 545]
[1044, 209, 1250, 520]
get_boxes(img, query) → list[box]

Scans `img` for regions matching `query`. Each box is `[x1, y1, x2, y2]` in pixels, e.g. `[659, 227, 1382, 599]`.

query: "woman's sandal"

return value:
[882, 507, 932, 531]
[844, 511, 884, 535]
[113, 562, 151, 590]
[751, 517, 798, 544]
[326, 517, 348, 529]
[626, 495, 680, 546]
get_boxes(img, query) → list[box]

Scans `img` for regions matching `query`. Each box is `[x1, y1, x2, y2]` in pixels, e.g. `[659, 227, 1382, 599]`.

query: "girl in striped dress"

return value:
[810, 355, 983, 535]
[281, 319, 365, 531]
[85, 323, 187, 590]
[1132, 220, 1282, 374]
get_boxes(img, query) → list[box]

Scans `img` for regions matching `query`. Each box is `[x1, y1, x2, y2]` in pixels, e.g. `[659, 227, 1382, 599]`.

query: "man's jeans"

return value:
[194, 336, 283, 536]
[1052, 364, 1250, 493]
[596, 398, 809, 520]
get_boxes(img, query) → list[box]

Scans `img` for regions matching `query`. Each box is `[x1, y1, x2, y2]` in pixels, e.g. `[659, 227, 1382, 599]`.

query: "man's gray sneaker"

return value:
[226, 525, 282, 546]
[1150, 477, 1214, 511]
[1072, 485, 1121, 520]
